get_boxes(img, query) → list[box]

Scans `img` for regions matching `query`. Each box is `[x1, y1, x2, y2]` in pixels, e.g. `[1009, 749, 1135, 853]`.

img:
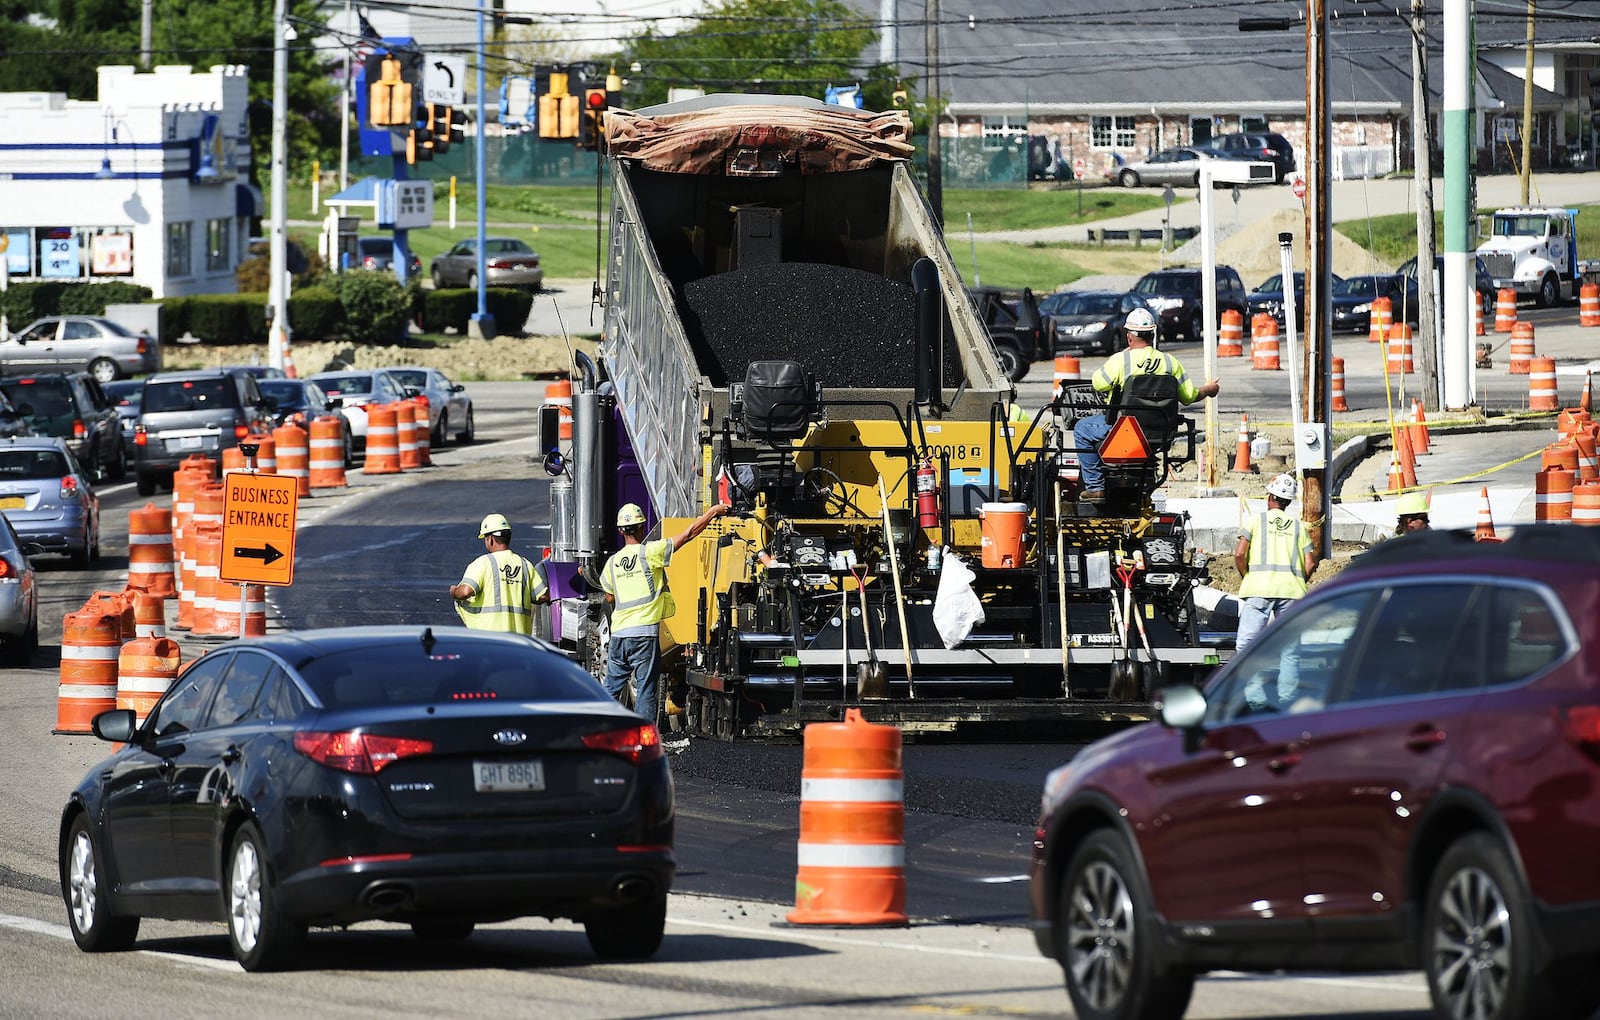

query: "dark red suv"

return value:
[1030, 526, 1600, 1020]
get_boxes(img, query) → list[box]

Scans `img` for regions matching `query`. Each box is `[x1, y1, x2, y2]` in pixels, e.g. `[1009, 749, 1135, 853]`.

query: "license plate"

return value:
[473, 759, 544, 793]
[0, 496, 23, 509]
[178, 436, 203, 450]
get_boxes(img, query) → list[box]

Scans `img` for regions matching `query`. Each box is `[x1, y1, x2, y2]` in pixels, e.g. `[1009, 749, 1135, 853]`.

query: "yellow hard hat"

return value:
[616, 503, 647, 528]
[1396, 490, 1431, 517]
[478, 512, 511, 537]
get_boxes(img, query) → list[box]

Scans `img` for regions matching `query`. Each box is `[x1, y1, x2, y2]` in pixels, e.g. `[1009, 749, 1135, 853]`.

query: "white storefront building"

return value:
[0, 64, 259, 300]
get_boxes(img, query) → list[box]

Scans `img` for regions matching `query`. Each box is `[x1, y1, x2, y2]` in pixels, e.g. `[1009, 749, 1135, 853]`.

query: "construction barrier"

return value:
[1542, 442, 1578, 473]
[250, 433, 278, 473]
[1053, 354, 1081, 391]
[1559, 407, 1594, 439]
[308, 416, 348, 489]
[786, 709, 907, 926]
[1536, 467, 1575, 522]
[546, 378, 574, 441]
[86, 590, 135, 643]
[132, 590, 166, 639]
[115, 637, 181, 726]
[126, 503, 176, 597]
[1577, 430, 1600, 482]
[1218, 309, 1244, 358]
[1368, 296, 1392, 344]
[364, 404, 402, 475]
[1474, 290, 1486, 337]
[1332, 357, 1349, 412]
[171, 457, 216, 585]
[413, 397, 433, 466]
[273, 422, 310, 497]
[1395, 428, 1418, 488]
[1232, 414, 1253, 473]
[1494, 288, 1517, 333]
[1508, 321, 1536, 375]
[1476, 486, 1500, 542]
[1251, 317, 1281, 371]
[213, 583, 268, 637]
[55, 607, 121, 734]
[175, 524, 197, 632]
[192, 522, 224, 636]
[1582, 282, 1600, 327]
[1529, 356, 1559, 411]
[397, 398, 422, 470]
[1574, 482, 1600, 526]
[1386, 324, 1415, 375]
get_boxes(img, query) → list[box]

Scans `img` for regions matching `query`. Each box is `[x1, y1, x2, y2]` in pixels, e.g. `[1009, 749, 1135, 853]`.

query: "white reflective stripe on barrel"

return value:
[130, 562, 175, 574]
[58, 684, 117, 698]
[800, 778, 903, 802]
[129, 533, 173, 545]
[60, 645, 120, 660]
[116, 678, 175, 694]
[796, 843, 905, 868]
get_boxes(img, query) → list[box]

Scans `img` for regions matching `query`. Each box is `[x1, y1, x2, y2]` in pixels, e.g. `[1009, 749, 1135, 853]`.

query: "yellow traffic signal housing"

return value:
[406, 101, 434, 165]
[369, 55, 412, 127]
[578, 87, 607, 150]
[539, 94, 578, 139]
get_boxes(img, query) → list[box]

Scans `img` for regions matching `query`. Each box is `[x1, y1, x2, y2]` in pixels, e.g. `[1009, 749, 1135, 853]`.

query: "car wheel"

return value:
[584, 890, 667, 960]
[135, 472, 156, 497]
[227, 822, 305, 972]
[455, 406, 474, 444]
[70, 528, 97, 569]
[1188, 310, 1206, 342]
[1538, 273, 1560, 309]
[1059, 829, 1193, 1020]
[467, 272, 478, 290]
[343, 427, 355, 469]
[88, 358, 119, 384]
[433, 411, 448, 448]
[1118, 169, 1139, 188]
[431, 267, 444, 290]
[63, 815, 140, 952]
[411, 920, 475, 942]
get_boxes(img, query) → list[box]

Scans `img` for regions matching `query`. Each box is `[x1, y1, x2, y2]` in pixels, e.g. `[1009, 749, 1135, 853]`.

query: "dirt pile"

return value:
[1170, 207, 1395, 282]
[165, 335, 599, 381]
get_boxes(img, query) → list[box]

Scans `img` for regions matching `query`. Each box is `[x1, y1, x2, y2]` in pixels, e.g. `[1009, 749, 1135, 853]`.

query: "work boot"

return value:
[1079, 490, 1105, 502]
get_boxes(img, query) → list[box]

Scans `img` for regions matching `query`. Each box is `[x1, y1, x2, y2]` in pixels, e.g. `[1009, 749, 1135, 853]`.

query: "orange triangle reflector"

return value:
[1099, 416, 1153, 464]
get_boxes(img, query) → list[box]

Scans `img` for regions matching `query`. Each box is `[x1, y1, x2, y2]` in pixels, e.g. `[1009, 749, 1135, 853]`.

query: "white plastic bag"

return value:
[933, 549, 986, 649]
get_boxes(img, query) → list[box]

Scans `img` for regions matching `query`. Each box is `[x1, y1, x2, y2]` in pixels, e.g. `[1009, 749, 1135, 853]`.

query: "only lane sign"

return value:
[221, 472, 299, 586]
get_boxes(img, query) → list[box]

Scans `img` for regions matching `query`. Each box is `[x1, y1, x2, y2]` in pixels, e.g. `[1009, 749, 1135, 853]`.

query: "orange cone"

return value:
[1584, 372, 1593, 415]
[1387, 450, 1406, 493]
[1396, 428, 1418, 488]
[1475, 486, 1500, 542]
[283, 346, 298, 380]
[1409, 399, 1430, 455]
[1231, 413, 1253, 473]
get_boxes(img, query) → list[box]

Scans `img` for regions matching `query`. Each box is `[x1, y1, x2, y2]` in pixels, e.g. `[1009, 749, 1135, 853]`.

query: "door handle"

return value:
[1406, 726, 1447, 751]
[221, 747, 241, 764]
[1267, 752, 1302, 773]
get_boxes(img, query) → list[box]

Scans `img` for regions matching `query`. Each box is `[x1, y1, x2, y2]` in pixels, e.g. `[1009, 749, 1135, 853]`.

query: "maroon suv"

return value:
[1030, 526, 1600, 1020]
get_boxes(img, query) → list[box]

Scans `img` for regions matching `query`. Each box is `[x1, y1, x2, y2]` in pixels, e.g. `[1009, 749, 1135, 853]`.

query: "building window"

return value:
[167, 221, 192, 277]
[206, 218, 230, 272]
[1241, 115, 1269, 133]
[982, 115, 1028, 150]
[1091, 115, 1137, 149]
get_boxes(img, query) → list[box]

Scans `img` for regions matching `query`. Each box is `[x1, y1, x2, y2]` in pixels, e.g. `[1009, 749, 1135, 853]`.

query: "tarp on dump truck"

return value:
[605, 94, 915, 175]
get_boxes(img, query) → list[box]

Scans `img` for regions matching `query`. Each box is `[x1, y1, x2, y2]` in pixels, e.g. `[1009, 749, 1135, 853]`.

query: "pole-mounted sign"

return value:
[221, 472, 299, 586]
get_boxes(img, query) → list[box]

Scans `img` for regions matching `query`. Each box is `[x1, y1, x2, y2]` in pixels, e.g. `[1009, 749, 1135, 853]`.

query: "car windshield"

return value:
[143, 378, 232, 413]
[387, 369, 427, 388]
[1493, 215, 1549, 237]
[1065, 294, 1120, 316]
[0, 379, 73, 417]
[1253, 273, 1306, 293]
[258, 381, 307, 407]
[1335, 277, 1378, 297]
[314, 375, 375, 396]
[488, 239, 532, 254]
[298, 644, 604, 707]
[1136, 274, 1198, 295]
[0, 448, 71, 479]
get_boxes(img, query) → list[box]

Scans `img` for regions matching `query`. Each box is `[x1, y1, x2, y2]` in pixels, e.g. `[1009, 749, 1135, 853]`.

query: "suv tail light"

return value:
[294, 731, 434, 774]
[60, 475, 79, 499]
[234, 424, 250, 439]
[72, 419, 86, 439]
[137, 336, 149, 355]
[134, 424, 147, 446]
[0, 556, 14, 579]
[582, 724, 664, 765]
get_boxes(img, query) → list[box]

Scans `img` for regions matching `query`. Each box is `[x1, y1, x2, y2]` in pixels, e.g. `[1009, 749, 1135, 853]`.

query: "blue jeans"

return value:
[1237, 596, 1301, 710]
[1073, 416, 1112, 491]
[604, 634, 661, 725]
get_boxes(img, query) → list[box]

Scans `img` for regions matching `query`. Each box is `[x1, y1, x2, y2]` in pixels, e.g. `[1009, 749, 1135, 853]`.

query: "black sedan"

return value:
[1039, 290, 1151, 356]
[257, 378, 356, 467]
[1246, 271, 1343, 329]
[59, 626, 675, 971]
[1331, 273, 1419, 333]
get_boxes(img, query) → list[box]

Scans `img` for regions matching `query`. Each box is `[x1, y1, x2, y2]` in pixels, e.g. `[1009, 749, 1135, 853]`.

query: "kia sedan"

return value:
[0, 436, 99, 566]
[60, 626, 675, 972]
[430, 237, 543, 291]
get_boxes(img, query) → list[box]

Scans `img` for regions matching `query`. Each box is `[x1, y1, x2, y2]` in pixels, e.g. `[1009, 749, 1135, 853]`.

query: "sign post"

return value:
[1073, 157, 1086, 217]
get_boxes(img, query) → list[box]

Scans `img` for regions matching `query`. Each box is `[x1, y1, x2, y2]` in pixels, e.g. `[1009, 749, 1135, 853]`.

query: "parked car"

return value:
[1246, 271, 1345, 329]
[1331, 273, 1420, 333]
[1039, 291, 1152, 356]
[1131, 266, 1249, 343]
[970, 286, 1045, 382]
[134, 370, 269, 496]
[0, 373, 126, 482]
[257, 378, 354, 467]
[355, 235, 422, 278]
[100, 379, 142, 463]
[0, 512, 40, 667]
[308, 369, 414, 449]
[1110, 146, 1241, 189]
[1398, 254, 1498, 317]
[1212, 130, 1297, 182]
[1030, 527, 1600, 1020]
[430, 237, 544, 291]
[0, 315, 160, 382]
[385, 367, 475, 446]
[0, 436, 99, 566]
[59, 626, 675, 972]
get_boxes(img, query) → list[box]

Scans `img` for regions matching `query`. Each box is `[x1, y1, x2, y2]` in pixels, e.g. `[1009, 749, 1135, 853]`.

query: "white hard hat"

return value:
[616, 503, 647, 528]
[1125, 306, 1157, 335]
[478, 512, 511, 537]
[1267, 473, 1298, 501]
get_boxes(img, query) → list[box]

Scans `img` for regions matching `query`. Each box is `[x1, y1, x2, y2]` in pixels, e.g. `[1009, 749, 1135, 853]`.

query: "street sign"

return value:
[425, 56, 467, 106]
[1073, 157, 1086, 181]
[1292, 177, 1308, 201]
[221, 472, 299, 586]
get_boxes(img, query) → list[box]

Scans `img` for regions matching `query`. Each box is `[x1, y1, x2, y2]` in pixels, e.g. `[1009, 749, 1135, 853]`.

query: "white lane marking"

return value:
[0, 913, 241, 973]
[665, 916, 1053, 965]
[977, 875, 1031, 884]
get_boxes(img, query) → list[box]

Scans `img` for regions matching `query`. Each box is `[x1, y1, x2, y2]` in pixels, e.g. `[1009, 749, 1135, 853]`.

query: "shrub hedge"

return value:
[0, 281, 153, 324]
[422, 287, 535, 334]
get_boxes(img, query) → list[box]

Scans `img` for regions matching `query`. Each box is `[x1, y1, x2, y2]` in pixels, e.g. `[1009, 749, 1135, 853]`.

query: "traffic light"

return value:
[579, 87, 607, 151]
[538, 71, 579, 140]
[434, 106, 465, 156]
[406, 101, 434, 164]
[367, 54, 412, 128]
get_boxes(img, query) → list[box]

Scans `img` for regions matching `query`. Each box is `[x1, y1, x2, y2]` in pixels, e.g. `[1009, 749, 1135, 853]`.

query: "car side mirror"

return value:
[1155, 684, 1207, 748]
[404, 387, 421, 398]
[326, 396, 343, 409]
[92, 708, 138, 743]
[451, 383, 465, 393]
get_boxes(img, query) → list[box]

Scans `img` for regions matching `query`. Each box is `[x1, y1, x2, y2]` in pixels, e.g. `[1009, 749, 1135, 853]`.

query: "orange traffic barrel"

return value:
[86, 590, 135, 642]
[1495, 288, 1518, 333]
[1574, 482, 1600, 526]
[127, 503, 176, 597]
[115, 636, 181, 726]
[1582, 283, 1600, 327]
[1053, 354, 1081, 392]
[1529, 356, 1559, 411]
[56, 607, 122, 734]
[308, 416, 348, 489]
[412, 396, 433, 466]
[132, 590, 167, 639]
[175, 524, 197, 631]
[546, 378, 574, 440]
[1368, 296, 1393, 344]
[273, 422, 310, 497]
[212, 583, 268, 637]
[1536, 467, 1575, 522]
[221, 446, 246, 475]
[250, 433, 277, 473]
[1386, 323, 1415, 375]
[1542, 441, 1579, 473]
[1508, 321, 1536, 375]
[1218, 309, 1244, 358]
[364, 404, 402, 474]
[786, 709, 907, 926]
[1332, 357, 1349, 412]
[192, 522, 224, 636]
[1576, 430, 1600, 482]
[1559, 407, 1594, 439]
[1474, 290, 1487, 337]
[171, 459, 214, 583]
[1251, 317, 1281, 371]
[397, 398, 422, 470]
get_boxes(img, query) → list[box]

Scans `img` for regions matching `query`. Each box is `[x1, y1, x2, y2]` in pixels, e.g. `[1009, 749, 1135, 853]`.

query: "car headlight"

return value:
[1351, 302, 1371, 314]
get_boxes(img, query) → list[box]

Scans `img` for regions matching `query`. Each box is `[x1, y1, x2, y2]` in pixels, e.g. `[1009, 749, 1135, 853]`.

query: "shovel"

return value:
[854, 569, 889, 699]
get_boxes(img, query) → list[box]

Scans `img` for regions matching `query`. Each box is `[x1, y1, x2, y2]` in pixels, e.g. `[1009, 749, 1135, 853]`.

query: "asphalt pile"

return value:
[680, 262, 961, 389]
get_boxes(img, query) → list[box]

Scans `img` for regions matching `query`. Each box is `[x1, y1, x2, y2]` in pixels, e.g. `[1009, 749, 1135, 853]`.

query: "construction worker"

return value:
[449, 512, 548, 635]
[601, 500, 730, 730]
[1073, 306, 1219, 500]
[1234, 473, 1318, 710]
[1395, 489, 1432, 535]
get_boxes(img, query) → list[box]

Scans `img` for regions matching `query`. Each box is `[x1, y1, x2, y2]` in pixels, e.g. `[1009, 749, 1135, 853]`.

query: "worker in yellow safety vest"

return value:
[1233, 473, 1318, 710]
[600, 500, 730, 731]
[449, 512, 549, 635]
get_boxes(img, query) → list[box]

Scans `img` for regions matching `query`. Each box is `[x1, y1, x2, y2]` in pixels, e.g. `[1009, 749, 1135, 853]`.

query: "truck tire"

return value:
[994, 342, 1025, 382]
[1538, 273, 1560, 308]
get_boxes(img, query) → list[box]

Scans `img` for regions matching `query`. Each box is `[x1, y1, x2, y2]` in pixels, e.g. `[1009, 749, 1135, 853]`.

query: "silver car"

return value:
[430, 237, 544, 291]
[0, 315, 161, 383]
[385, 366, 474, 446]
[0, 513, 38, 666]
[1112, 146, 1238, 188]
[0, 436, 100, 567]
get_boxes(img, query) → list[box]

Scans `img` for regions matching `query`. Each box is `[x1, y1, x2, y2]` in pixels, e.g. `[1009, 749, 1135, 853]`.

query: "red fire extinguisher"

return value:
[915, 457, 940, 529]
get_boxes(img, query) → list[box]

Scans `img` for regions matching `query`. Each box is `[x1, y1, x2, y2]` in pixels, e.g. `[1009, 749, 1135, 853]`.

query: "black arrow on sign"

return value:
[233, 543, 284, 566]
[433, 60, 455, 89]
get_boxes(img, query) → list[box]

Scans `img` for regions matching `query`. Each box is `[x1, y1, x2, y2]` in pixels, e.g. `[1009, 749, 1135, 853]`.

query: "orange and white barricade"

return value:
[1368, 296, 1393, 344]
[132, 590, 167, 639]
[213, 584, 268, 638]
[1332, 357, 1349, 412]
[364, 405, 402, 475]
[1536, 467, 1575, 521]
[1529, 356, 1559, 411]
[273, 423, 310, 497]
[1508, 322, 1536, 375]
[1495, 288, 1518, 333]
[1218, 310, 1244, 358]
[1574, 482, 1600, 526]
[191, 522, 223, 636]
[1053, 355, 1081, 392]
[545, 379, 574, 440]
[397, 399, 422, 470]
[1251, 317, 1281, 371]
[55, 608, 121, 734]
[412, 397, 432, 466]
[127, 503, 176, 597]
[308, 416, 348, 489]
[1387, 324, 1415, 375]
[116, 637, 182, 726]
[1582, 283, 1600, 327]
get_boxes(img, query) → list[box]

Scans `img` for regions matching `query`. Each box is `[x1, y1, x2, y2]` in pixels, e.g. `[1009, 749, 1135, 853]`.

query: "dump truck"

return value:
[538, 94, 1222, 738]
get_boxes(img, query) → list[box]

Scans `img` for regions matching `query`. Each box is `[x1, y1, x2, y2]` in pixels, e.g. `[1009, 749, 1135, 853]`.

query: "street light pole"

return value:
[1303, 0, 1331, 560]
[268, 0, 291, 373]
[470, 0, 494, 338]
[924, 0, 943, 226]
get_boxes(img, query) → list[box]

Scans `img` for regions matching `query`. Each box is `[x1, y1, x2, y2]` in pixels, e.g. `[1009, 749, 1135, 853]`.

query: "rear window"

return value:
[258, 381, 305, 405]
[388, 369, 426, 388]
[0, 448, 71, 479]
[299, 642, 605, 707]
[1136, 274, 1198, 295]
[0, 379, 74, 417]
[315, 374, 374, 397]
[488, 239, 532, 254]
[143, 378, 235, 413]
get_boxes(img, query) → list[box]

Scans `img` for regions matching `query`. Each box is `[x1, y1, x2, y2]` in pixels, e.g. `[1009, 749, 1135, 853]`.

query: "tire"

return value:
[1058, 830, 1193, 1020]
[1423, 832, 1560, 1020]
[1538, 273, 1560, 309]
[226, 822, 305, 972]
[467, 272, 478, 290]
[1188, 310, 1206, 342]
[455, 406, 474, 444]
[411, 920, 475, 942]
[88, 358, 119, 384]
[431, 267, 444, 290]
[1191, 172, 1201, 188]
[994, 343, 1024, 382]
[433, 411, 448, 449]
[3, 610, 36, 667]
[343, 427, 355, 469]
[70, 527, 98, 569]
[62, 815, 139, 952]
[136, 472, 156, 497]
[1118, 169, 1140, 188]
[584, 890, 667, 960]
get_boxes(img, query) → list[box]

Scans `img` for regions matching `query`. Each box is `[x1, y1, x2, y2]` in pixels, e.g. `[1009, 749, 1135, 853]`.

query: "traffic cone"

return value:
[1397, 428, 1418, 488]
[1409, 399, 1430, 455]
[1475, 486, 1501, 542]
[1387, 450, 1406, 493]
[1584, 372, 1593, 415]
[283, 346, 298, 380]
[1231, 413, 1253, 473]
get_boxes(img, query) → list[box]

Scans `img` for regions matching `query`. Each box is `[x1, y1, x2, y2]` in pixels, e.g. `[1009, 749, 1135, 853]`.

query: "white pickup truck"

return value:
[1476, 206, 1600, 306]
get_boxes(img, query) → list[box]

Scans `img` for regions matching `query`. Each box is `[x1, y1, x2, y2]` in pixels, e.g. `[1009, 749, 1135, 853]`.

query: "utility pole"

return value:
[924, 0, 943, 226]
[469, 1, 494, 338]
[1520, 0, 1535, 203]
[1443, 0, 1475, 410]
[339, 0, 351, 192]
[268, 0, 291, 374]
[1412, 0, 1440, 407]
[140, 0, 153, 69]
[1303, 0, 1331, 559]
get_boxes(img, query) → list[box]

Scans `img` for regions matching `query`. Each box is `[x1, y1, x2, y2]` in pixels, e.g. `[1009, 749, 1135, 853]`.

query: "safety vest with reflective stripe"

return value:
[1238, 508, 1311, 599]
[1091, 347, 1203, 404]
[602, 538, 675, 637]
[455, 549, 547, 635]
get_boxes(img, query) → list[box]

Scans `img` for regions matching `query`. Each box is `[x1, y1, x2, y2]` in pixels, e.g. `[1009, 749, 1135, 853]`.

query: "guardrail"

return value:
[1085, 226, 1199, 247]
